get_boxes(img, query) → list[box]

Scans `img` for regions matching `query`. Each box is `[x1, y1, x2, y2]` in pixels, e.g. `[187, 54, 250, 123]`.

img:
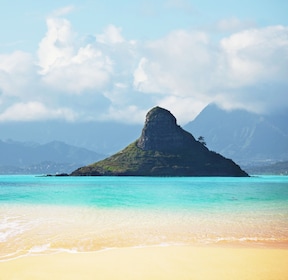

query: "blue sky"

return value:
[0, 0, 288, 124]
[2, 0, 288, 52]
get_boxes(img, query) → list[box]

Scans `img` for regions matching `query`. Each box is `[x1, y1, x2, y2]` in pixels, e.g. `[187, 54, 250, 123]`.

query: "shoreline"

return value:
[1, 203, 288, 264]
[0, 245, 288, 280]
[1, 237, 288, 263]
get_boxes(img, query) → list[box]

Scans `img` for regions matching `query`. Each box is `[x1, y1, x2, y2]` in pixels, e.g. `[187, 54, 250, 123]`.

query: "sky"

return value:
[0, 0, 288, 125]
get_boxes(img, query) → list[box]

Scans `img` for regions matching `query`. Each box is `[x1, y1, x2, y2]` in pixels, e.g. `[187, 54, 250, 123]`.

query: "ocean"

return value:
[0, 175, 287, 261]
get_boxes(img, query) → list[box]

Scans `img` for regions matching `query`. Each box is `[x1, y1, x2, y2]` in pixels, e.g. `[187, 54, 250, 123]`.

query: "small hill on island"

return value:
[71, 107, 248, 177]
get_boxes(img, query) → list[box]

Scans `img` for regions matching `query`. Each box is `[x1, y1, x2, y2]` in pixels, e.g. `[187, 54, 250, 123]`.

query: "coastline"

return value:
[1, 175, 288, 279]
[0, 245, 288, 280]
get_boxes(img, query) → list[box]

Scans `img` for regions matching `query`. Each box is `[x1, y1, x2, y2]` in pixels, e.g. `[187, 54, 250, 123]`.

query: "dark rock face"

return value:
[137, 107, 196, 152]
[71, 106, 249, 177]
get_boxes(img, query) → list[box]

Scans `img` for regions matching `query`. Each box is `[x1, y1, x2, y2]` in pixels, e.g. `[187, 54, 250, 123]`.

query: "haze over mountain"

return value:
[184, 104, 288, 166]
[0, 140, 104, 174]
[0, 121, 141, 155]
[1, 102, 287, 175]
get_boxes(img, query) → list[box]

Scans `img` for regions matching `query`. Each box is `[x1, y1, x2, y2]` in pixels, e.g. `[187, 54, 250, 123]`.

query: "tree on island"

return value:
[197, 136, 207, 146]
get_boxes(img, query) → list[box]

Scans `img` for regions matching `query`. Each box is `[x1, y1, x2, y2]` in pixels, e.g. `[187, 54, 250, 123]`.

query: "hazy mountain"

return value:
[243, 161, 288, 175]
[0, 140, 105, 174]
[184, 104, 288, 166]
[0, 121, 142, 155]
[1, 104, 287, 174]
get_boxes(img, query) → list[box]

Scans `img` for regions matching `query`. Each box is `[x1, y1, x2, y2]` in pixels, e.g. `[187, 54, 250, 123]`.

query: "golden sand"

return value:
[0, 246, 288, 280]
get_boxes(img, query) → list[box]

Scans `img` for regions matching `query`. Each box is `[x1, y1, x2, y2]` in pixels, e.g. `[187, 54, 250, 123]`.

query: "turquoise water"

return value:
[0, 175, 288, 260]
[1, 175, 288, 210]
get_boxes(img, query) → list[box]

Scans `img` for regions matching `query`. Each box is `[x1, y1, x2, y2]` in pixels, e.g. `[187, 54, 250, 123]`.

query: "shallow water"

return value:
[0, 175, 287, 260]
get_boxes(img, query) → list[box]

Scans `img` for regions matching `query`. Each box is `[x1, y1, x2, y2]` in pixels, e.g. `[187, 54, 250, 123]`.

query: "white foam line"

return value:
[0, 242, 188, 262]
[0, 237, 286, 263]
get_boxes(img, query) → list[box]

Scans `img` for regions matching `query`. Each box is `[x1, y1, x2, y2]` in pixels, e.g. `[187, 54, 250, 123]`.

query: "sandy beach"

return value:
[0, 245, 288, 280]
[1, 176, 288, 279]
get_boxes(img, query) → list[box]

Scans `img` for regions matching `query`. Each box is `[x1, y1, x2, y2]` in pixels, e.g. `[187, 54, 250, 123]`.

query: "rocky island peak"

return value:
[137, 106, 196, 152]
[71, 106, 248, 177]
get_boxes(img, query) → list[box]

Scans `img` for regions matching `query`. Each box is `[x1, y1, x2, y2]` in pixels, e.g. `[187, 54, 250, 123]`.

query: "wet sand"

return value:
[1, 245, 288, 280]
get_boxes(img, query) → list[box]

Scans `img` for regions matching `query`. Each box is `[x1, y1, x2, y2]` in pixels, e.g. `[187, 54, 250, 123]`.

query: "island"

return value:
[71, 107, 248, 176]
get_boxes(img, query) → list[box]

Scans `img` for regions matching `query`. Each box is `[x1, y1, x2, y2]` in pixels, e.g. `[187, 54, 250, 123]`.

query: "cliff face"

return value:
[71, 107, 248, 177]
[137, 107, 197, 152]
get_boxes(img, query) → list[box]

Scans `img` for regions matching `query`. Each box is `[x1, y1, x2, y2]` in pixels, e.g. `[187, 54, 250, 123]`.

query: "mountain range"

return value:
[184, 104, 288, 167]
[0, 121, 142, 155]
[0, 140, 104, 174]
[1, 103, 287, 175]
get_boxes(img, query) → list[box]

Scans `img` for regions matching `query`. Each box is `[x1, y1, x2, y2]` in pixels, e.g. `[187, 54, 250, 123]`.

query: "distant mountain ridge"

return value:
[0, 121, 142, 155]
[72, 107, 248, 177]
[244, 161, 288, 175]
[184, 104, 288, 166]
[1, 104, 287, 175]
[0, 140, 105, 174]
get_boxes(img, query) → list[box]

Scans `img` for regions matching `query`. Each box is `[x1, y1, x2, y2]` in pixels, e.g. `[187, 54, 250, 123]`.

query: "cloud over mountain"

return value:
[0, 8, 287, 124]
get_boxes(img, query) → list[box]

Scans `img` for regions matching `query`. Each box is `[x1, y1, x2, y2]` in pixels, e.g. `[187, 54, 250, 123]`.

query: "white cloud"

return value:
[131, 29, 220, 122]
[220, 25, 288, 86]
[0, 9, 287, 124]
[216, 17, 256, 33]
[133, 57, 148, 89]
[38, 17, 114, 93]
[134, 30, 213, 97]
[213, 25, 288, 112]
[41, 45, 113, 93]
[0, 102, 76, 122]
[157, 95, 209, 124]
[96, 25, 125, 44]
[100, 105, 147, 124]
[0, 51, 35, 97]
[133, 25, 288, 118]
[37, 17, 75, 74]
